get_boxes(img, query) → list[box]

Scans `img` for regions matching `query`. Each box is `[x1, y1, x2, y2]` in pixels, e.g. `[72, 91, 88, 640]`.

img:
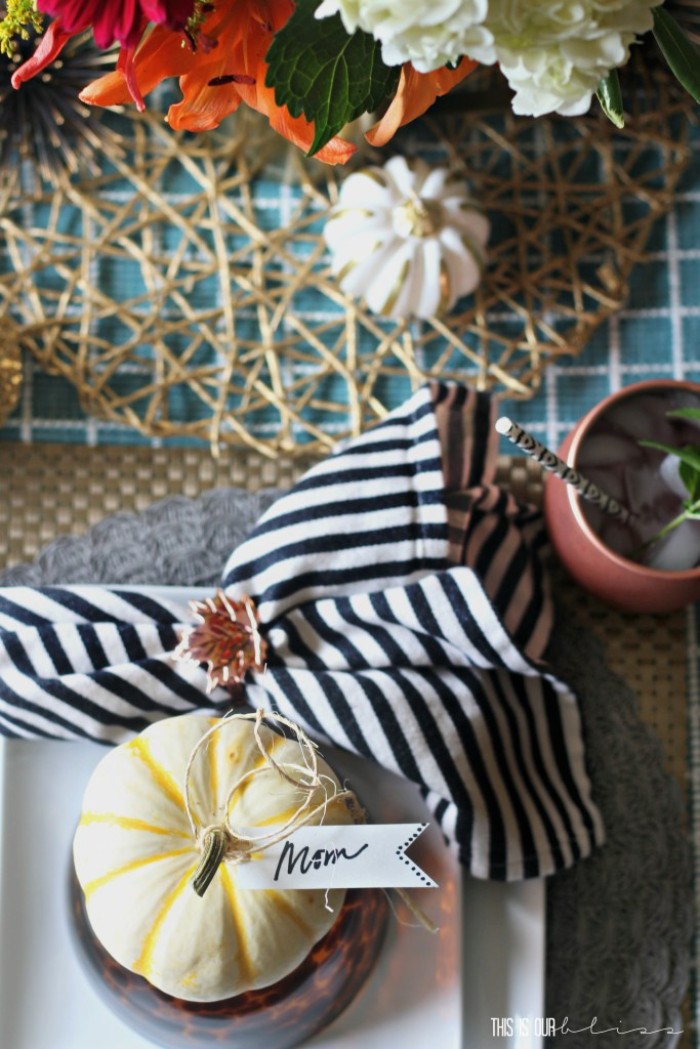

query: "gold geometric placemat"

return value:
[0, 58, 692, 457]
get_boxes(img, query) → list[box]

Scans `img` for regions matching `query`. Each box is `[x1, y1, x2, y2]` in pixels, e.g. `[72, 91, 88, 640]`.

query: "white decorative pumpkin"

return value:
[73, 713, 354, 1002]
[324, 155, 489, 320]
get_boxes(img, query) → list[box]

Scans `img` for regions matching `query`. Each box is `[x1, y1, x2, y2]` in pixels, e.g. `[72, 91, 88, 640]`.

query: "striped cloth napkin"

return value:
[0, 382, 604, 880]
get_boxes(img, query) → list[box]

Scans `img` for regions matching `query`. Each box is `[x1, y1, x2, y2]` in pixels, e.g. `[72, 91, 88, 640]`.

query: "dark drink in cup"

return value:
[576, 389, 700, 571]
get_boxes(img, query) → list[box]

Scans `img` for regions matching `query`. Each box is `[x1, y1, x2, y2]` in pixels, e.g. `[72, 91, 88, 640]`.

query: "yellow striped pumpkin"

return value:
[72, 714, 353, 1002]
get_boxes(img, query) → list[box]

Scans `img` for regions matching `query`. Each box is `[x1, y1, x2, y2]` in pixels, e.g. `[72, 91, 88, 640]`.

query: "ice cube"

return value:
[606, 395, 678, 446]
[645, 519, 700, 571]
[659, 452, 689, 500]
[583, 503, 645, 558]
[581, 464, 627, 504]
[624, 462, 670, 516]
[577, 432, 641, 469]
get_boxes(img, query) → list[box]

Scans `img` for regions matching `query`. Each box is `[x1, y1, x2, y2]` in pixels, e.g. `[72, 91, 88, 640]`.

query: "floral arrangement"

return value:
[1, 0, 699, 164]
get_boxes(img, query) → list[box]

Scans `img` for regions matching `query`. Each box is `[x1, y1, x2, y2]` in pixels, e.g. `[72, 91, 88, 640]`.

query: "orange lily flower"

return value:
[80, 0, 357, 165]
[366, 58, 478, 148]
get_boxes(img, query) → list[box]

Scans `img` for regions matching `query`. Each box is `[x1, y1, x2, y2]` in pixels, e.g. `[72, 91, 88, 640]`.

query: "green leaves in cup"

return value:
[639, 412, 700, 546]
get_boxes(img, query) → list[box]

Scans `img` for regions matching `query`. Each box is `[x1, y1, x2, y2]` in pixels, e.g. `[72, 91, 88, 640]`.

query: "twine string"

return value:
[184, 709, 359, 885]
[387, 887, 439, 935]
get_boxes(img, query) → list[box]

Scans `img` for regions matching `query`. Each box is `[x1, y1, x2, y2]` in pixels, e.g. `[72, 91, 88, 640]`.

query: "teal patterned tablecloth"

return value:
[1, 114, 699, 452]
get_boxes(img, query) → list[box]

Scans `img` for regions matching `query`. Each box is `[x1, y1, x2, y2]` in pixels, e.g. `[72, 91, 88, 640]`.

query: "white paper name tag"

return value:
[235, 822, 438, 889]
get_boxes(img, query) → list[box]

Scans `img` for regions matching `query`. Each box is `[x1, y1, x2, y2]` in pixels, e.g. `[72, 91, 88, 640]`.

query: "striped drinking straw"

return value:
[495, 416, 633, 525]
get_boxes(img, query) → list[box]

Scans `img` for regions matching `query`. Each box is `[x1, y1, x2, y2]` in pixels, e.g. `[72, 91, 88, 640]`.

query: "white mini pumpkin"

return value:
[324, 155, 489, 320]
[73, 713, 354, 1002]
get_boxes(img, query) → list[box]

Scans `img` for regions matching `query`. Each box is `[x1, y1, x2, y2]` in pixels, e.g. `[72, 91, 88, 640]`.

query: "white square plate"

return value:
[0, 587, 545, 1048]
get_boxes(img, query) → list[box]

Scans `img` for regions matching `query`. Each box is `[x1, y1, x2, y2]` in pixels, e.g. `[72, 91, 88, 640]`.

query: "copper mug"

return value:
[543, 379, 700, 614]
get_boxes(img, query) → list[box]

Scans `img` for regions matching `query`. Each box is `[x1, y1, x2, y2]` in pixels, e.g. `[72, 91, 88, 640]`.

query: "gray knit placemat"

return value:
[0, 488, 692, 1047]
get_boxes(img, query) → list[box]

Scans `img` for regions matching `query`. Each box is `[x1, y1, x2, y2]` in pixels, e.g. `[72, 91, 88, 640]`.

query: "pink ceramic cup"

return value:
[543, 379, 700, 614]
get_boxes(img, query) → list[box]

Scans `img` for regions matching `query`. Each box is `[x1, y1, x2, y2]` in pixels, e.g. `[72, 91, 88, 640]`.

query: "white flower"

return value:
[485, 0, 664, 117]
[316, 0, 663, 120]
[315, 0, 496, 72]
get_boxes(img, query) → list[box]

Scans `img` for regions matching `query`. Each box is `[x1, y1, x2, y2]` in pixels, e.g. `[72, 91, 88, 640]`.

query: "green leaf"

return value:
[639, 438, 700, 472]
[652, 7, 700, 105]
[638, 438, 678, 455]
[265, 0, 400, 156]
[680, 461, 700, 500]
[675, 445, 700, 473]
[666, 406, 700, 421]
[596, 70, 625, 128]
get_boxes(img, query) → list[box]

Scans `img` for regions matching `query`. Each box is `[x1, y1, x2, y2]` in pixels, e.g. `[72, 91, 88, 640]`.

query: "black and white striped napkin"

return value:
[0, 383, 604, 880]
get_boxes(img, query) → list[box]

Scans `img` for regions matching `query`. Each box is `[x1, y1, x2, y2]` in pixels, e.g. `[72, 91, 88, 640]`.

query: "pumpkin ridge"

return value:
[249, 790, 346, 828]
[219, 862, 256, 987]
[253, 730, 292, 767]
[208, 719, 265, 815]
[252, 804, 300, 828]
[266, 889, 312, 935]
[84, 847, 195, 903]
[226, 732, 298, 812]
[79, 812, 190, 839]
[132, 862, 198, 979]
[127, 737, 190, 821]
[336, 239, 384, 284]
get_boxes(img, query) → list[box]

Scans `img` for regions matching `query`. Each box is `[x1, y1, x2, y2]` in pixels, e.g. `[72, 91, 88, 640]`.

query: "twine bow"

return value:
[183, 709, 360, 896]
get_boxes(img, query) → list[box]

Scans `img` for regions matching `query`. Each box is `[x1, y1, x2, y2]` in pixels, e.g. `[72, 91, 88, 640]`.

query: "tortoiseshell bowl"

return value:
[68, 870, 388, 1049]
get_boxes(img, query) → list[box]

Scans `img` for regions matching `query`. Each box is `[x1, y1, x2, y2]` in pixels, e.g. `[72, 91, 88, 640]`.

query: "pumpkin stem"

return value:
[192, 826, 228, 897]
[393, 196, 444, 238]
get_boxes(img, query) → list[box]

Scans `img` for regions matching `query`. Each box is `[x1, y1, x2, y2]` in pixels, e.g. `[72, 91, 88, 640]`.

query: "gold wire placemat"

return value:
[0, 61, 693, 454]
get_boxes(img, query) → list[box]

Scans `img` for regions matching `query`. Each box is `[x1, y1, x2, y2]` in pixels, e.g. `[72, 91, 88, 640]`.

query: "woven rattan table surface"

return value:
[0, 442, 694, 1045]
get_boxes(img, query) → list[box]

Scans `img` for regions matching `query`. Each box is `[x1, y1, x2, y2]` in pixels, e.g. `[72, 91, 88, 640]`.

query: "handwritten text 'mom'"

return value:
[273, 841, 369, 882]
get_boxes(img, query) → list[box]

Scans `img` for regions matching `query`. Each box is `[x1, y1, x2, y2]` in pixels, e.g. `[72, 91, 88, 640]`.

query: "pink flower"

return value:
[35, 0, 195, 49]
[12, 0, 196, 106]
